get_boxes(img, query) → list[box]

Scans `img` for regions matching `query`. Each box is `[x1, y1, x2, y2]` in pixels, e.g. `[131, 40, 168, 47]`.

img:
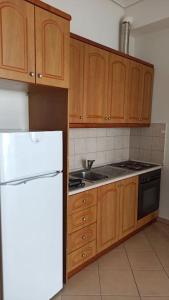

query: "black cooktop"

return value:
[111, 160, 158, 171]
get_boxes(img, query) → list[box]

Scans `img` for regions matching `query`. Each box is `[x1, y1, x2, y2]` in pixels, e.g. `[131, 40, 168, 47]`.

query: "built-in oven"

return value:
[138, 169, 161, 220]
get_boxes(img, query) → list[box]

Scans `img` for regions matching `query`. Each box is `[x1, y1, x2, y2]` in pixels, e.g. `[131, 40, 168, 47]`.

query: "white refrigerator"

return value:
[0, 131, 63, 300]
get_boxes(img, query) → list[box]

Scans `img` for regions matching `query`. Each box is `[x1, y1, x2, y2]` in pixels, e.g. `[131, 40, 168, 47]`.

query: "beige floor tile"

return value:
[127, 251, 162, 270]
[99, 270, 139, 296]
[156, 249, 169, 268]
[141, 297, 169, 300]
[62, 269, 100, 295]
[165, 269, 169, 277]
[134, 270, 169, 296]
[125, 233, 152, 252]
[102, 297, 140, 300]
[99, 249, 131, 270]
[82, 261, 99, 271]
[62, 296, 101, 300]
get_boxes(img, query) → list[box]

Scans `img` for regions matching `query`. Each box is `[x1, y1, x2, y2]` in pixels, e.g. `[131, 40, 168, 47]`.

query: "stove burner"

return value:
[111, 161, 157, 171]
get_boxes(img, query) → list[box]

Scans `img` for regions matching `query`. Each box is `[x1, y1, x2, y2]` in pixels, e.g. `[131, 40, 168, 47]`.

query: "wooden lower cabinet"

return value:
[68, 241, 96, 273]
[119, 177, 138, 239]
[67, 176, 157, 276]
[97, 183, 120, 252]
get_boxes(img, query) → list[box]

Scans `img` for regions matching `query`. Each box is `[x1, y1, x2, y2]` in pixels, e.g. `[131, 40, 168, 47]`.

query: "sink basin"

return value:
[93, 166, 129, 178]
[71, 170, 108, 182]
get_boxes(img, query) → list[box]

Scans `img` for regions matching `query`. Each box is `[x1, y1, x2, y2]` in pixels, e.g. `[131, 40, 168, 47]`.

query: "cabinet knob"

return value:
[105, 116, 108, 120]
[82, 217, 86, 222]
[82, 235, 87, 240]
[29, 72, 35, 77]
[81, 252, 87, 258]
[38, 73, 43, 79]
[108, 116, 111, 120]
[80, 116, 83, 120]
[82, 199, 86, 204]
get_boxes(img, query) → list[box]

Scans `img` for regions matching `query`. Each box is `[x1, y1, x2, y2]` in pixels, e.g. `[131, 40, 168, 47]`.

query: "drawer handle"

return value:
[81, 252, 87, 258]
[82, 235, 87, 240]
[82, 199, 86, 204]
[82, 217, 86, 222]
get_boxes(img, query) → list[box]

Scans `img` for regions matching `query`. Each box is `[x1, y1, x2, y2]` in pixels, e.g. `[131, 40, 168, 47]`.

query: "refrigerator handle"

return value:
[0, 171, 62, 186]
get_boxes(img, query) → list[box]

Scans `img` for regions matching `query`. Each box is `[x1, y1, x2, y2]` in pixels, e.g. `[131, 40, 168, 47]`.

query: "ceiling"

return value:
[112, 0, 143, 8]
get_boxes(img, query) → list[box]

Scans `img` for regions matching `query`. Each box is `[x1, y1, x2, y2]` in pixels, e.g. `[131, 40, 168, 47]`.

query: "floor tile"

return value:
[155, 249, 169, 268]
[62, 296, 101, 300]
[127, 251, 162, 270]
[165, 269, 169, 277]
[125, 233, 152, 252]
[62, 269, 100, 296]
[99, 270, 139, 296]
[51, 292, 62, 300]
[82, 261, 99, 271]
[102, 297, 140, 300]
[141, 298, 169, 300]
[134, 270, 169, 296]
[99, 249, 131, 270]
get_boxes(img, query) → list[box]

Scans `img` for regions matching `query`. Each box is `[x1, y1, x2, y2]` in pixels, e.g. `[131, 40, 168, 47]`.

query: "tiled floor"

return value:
[53, 221, 169, 300]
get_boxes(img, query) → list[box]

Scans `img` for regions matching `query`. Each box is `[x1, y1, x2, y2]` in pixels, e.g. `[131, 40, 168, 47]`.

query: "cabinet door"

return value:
[97, 183, 119, 252]
[108, 54, 129, 123]
[0, 0, 35, 83]
[69, 38, 84, 123]
[140, 65, 154, 124]
[126, 61, 143, 123]
[35, 7, 70, 88]
[83, 45, 109, 123]
[119, 177, 138, 239]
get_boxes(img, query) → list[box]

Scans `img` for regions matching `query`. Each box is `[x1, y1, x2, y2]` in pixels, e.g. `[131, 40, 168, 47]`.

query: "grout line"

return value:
[98, 261, 102, 297]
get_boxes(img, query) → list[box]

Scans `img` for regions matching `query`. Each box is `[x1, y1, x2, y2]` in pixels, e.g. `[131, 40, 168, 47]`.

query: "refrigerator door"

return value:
[0, 131, 63, 183]
[0, 173, 63, 300]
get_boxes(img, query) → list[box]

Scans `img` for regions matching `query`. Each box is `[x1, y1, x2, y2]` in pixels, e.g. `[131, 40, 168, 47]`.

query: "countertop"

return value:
[69, 165, 162, 196]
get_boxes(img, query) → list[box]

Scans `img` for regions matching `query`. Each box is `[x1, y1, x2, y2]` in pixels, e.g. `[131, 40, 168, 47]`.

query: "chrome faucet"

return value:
[86, 159, 95, 170]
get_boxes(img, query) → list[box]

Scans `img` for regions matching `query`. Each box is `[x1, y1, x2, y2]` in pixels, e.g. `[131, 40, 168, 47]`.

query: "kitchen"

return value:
[0, 0, 169, 300]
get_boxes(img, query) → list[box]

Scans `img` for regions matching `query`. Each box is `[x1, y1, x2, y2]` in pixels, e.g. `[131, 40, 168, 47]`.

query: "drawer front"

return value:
[68, 240, 96, 272]
[68, 223, 96, 253]
[68, 189, 97, 215]
[68, 206, 97, 233]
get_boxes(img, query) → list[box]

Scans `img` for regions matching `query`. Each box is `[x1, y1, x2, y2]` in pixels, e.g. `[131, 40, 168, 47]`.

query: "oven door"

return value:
[138, 178, 161, 220]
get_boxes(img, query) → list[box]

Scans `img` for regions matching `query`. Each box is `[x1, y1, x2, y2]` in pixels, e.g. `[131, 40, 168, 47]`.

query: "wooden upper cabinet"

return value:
[97, 183, 119, 252]
[0, 0, 35, 83]
[83, 45, 109, 123]
[141, 65, 154, 124]
[126, 61, 143, 123]
[119, 177, 138, 239]
[69, 38, 84, 123]
[108, 54, 129, 123]
[35, 7, 70, 88]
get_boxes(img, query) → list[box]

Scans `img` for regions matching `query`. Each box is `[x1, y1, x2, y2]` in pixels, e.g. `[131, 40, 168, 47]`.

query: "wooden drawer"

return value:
[68, 223, 96, 253]
[68, 206, 96, 233]
[68, 189, 97, 215]
[68, 240, 96, 272]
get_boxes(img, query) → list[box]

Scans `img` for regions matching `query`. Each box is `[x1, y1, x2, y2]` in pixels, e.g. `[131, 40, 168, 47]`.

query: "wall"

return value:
[133, 28, 169, 220]
[44, 0, 124, 49]
[125, 0, 169, 30]
[69, 128, 130, 171]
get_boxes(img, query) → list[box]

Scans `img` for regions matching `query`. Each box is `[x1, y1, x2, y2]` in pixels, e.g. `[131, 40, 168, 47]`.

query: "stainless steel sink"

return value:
[71, 170, 108, 182]
[93, 166, 130, 178]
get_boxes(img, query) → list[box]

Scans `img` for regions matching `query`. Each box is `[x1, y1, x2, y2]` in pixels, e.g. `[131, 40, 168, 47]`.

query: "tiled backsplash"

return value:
[69, 123, 166, 171]
[129, 123, 166, 164]
[69, 128, 130, 171]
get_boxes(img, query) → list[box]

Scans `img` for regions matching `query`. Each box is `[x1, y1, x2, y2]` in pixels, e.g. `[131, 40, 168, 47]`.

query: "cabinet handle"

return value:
[81, 252, 87, 258]
[29, 72, 35, 77]
[38, 73, 43, 79]
[80, 116, 83, 120]
[108, 116, 111, 120]
[82, 235, 87, 240]
[82, 199, 86, 204]
[82, 217, 86, 222]
[105, 116, 108, 120]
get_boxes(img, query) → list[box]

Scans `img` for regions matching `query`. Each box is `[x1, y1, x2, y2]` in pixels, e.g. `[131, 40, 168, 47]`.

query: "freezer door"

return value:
[0, 131, 63, 182]
[0, 173, 63, 300]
